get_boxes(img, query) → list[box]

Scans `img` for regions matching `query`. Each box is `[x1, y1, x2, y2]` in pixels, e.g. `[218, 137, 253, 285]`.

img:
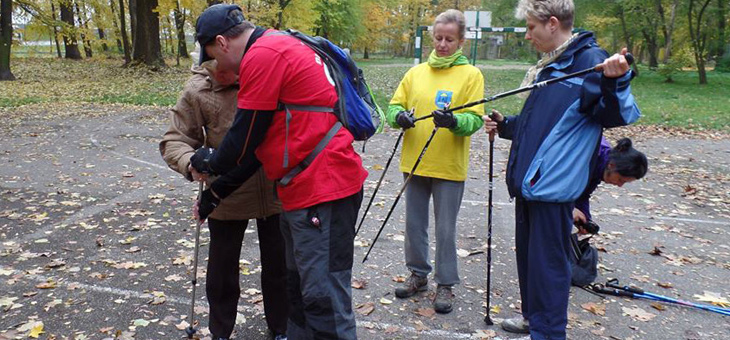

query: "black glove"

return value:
[197, 189, 220, 221]
[432, 110, 457, 128]
[395, 111, 416, 130]
[190, 147, 215, 174]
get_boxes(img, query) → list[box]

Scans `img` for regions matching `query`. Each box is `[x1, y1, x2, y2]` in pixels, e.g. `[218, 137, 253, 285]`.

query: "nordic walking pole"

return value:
[418, 53, 635, 120]
[593, 282, 730, 316]
[484, 125, 496, 325]
[605, 279, 730, 315]
[355, 109, 414, 236]
[363, 53, 635, 263]
[356, 130, 403, 236]
[362, 127, 439, 263]
[185, 127, 207, 339]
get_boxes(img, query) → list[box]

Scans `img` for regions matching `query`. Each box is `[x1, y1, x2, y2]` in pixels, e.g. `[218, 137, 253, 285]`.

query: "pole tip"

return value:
[185, 326, 197, 338]
[484, 315, 494, 325]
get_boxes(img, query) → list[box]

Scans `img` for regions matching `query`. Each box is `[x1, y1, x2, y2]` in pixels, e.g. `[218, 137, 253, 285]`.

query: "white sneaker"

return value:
[501, 316, 530, 334]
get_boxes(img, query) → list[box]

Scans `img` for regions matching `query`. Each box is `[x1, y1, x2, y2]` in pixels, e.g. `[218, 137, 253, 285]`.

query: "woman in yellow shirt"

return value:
[387, 9, 485, 314]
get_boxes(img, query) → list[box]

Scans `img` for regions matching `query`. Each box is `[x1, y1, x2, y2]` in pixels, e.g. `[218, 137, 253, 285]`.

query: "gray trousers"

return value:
[404, 174, 465, 286]
[279, 191, 362, 340]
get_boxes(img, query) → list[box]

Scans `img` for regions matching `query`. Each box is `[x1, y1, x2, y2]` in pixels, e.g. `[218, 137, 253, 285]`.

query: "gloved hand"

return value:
[195, 189, 220, 222]
[395, 111, 416, 130]
[432, 110, 457, 128]
[190, 147, 215, 174]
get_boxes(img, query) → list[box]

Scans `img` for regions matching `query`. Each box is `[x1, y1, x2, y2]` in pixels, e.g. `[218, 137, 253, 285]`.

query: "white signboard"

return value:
[465, 31, 483, 40]
[464, 11, 492, 29]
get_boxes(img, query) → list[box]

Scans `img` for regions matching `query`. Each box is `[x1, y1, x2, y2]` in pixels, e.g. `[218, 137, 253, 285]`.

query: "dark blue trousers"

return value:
[279, 191, 362, 340]
[515, 199, 574, 340]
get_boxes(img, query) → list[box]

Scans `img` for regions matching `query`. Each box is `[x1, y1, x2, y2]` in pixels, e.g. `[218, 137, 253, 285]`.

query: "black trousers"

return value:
[206, 216, 288, 338]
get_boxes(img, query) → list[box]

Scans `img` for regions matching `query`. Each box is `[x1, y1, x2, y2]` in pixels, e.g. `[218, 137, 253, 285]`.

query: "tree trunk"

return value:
[716, 0, 726, 59]
[642, 29, 659, 68]
[75, 1, 93, 58]
[617, 6, 634, 53]
[60, 0, 82, 59]
[276, 0, 291, 29]
[118, 0, 131, 64]
[109, 0, 123, 52]
[662, 0, 679, 64]
[688, 0, 712, 84]
[98, 28, 108, 51]
[173, 0, 188, 58]
[50, 1, 63, 58]
[363, 46, 369, 59]
[129, 0, 136, 47]
[132, 0, 165, 68]
[0, 0, 15, 80]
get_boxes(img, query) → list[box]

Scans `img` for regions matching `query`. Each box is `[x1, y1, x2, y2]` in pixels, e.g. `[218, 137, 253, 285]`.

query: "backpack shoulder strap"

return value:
[278, 122, 342, 186]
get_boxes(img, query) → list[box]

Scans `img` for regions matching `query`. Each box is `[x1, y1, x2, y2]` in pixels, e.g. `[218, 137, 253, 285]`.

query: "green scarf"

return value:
[428, 48, 469, 68]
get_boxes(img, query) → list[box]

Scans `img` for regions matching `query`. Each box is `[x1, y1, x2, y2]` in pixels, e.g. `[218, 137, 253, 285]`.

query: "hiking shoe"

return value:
[395, 273, 428, 298]
[501, 316, 530, 334]
[433, 285, 454, 314]
[273, 334, 287, 340]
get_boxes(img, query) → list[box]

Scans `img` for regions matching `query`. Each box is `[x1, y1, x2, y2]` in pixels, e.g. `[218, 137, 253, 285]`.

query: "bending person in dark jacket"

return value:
[573, 137, 648, 228]
[482, 0, 640, 339]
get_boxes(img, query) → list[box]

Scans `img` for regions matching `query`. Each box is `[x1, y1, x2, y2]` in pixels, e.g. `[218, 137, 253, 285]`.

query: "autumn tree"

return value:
[313, 0, 361, 44]
[132, 0, 164, 68]
[116, 0, 131, 64]
[0, 0, 14, 80]
[354, 0, 387, 59]
[688, 0, 714, 84]
[59, 0, 82, 59]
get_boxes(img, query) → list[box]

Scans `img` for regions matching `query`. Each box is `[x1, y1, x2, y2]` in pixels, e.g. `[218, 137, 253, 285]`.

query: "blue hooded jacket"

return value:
[498, 32, 640, 202]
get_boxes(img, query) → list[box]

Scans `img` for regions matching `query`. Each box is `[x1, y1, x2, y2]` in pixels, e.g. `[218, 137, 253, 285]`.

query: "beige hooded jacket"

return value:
[160, 66, 281, 220]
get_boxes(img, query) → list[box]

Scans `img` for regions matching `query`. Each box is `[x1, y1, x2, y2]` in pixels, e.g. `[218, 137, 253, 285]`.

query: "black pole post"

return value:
[356, 130, 404, 236]
[484, 130, 495, 325]
[362, 127, 438, 263]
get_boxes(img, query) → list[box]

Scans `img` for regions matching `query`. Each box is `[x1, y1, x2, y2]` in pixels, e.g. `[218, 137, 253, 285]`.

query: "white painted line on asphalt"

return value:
[375, 194, 730, 226]
[5, 189, 155, 246]
[89, 136, 168, 170]
[2, 265, 503, 339]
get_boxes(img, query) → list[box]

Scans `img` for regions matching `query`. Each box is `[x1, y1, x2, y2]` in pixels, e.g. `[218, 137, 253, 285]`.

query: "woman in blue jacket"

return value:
[482, 0, 641, 339]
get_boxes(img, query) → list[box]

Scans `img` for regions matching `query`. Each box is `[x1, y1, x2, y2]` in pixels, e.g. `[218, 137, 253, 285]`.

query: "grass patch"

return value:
[1, 58, 727, 131]
[0, 58, 190, 108]
[630, 67, 729, 130]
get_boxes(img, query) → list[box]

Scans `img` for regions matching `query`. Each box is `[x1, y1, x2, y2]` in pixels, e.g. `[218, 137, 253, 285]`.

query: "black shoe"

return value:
[395, 273, 428, 298]
[433, 285, 454, 314]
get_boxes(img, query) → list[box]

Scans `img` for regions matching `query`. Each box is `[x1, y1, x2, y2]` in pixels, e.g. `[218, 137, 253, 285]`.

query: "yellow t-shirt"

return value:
[389, 63, 485, 181]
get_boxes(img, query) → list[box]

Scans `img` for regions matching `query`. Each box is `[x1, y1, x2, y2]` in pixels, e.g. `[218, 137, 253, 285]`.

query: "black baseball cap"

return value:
[195, 4, 245, 65]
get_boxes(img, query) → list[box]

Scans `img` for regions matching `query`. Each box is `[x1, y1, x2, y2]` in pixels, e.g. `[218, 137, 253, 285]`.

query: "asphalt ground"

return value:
[1, 103, 728, 340]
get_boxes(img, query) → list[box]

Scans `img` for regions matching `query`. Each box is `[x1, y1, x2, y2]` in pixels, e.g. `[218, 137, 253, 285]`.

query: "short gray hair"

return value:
[515, 0, 574, 29]
[434, 9, 466, 40]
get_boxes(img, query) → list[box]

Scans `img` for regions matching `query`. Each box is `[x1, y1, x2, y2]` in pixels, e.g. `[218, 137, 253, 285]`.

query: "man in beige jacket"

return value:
[160, 60, 287, 340]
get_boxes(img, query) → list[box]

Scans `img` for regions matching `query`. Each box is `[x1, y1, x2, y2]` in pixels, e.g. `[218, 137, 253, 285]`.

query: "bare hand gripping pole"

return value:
[361, 53, 634, 264]
[186, 126, 207, 339]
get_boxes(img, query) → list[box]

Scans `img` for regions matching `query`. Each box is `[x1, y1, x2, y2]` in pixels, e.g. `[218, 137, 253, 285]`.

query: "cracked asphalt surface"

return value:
[1, 104, 729, 340]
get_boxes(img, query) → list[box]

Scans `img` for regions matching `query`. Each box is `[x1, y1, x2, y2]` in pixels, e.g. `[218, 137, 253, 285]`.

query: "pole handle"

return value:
[606, 278, 644, 294]
[591, 284, 635, 298]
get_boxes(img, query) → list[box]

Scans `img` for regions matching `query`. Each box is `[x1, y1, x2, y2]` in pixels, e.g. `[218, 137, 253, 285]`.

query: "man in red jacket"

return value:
[190, 4, 367, 340]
